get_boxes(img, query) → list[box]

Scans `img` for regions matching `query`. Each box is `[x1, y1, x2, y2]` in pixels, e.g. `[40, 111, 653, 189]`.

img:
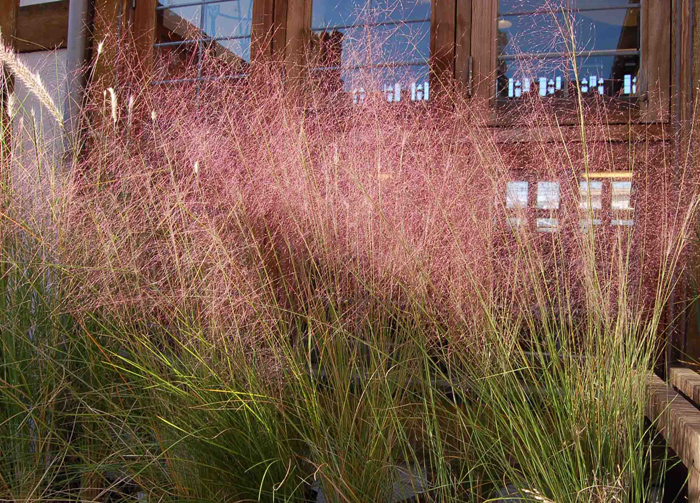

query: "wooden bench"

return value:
[647, 369, 700, 501]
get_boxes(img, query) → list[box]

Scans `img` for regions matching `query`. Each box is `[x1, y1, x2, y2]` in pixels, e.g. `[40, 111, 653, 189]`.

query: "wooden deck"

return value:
[647, 369, 700, 501]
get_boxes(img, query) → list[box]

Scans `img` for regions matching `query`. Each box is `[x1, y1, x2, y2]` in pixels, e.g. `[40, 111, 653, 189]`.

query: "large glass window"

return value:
[154, 0, 253, 82]
[310, 0, 432, 103]
[496, 0, 641, 102]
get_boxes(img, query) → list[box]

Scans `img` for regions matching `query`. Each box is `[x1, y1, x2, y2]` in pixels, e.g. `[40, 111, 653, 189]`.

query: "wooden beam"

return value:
[92, 0, 127, 84]
[430, 0, 456, 95]
[0, 0, 19, 45]
[455, 0, 472, 89]
[272, 0, 288, 61]
[284, 0, 311, 81]
[251, 0, 275, 61]
[132, 0, 157, 73]
[641, 0, 672, 122]
[0, 0, 19, 179]
[493, 123, 668, 144]
[647, 373, 700, 497]
[670, 368, 700, 404]
[470, 0, 496, 105]
[15, 1, 68, 53]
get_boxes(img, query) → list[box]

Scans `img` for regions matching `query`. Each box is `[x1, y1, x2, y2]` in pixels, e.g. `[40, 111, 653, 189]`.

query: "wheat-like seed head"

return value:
[107, 87, 118, 124]
[6, 92, 15, 120]
[0, 30, 63, 127]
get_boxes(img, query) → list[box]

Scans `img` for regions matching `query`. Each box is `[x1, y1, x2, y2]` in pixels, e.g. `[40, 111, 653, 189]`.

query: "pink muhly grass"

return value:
[54, 33, 698, 357]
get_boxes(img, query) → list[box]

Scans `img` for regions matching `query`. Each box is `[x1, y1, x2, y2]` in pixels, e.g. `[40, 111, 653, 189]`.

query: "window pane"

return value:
[537, 181, 560, 209]
[340, 65, 429, 101]
[202, 1, 253, 39]
[579, 181, 602, 210]
[311, 0, 431, 101]
[499, 0, 564, 14]
[572, 54, 640, 96]
[497, 12, 568, 57]
[497, 8, 639, 56]
[323, 23, 429, 68]
[210, 37, 251, 63]
[498, 58, 568, 99]
[574, 0, 637, 8]
[157, 0, 202, 8]
[573, 8, 640, 53]
[499, 0, 635, 13]
[312, 0, 430, 28]
[611, 181, 633, 210]
[159, 6, 203, 42]
[506, 181, 529, 208]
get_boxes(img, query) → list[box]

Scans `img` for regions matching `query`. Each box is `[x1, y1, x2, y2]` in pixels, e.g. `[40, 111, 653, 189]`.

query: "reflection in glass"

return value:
[579, 180, 602, 210]
[537, 218, 559, 232]
[611, 181, 633, 210]
[203, 1, 253, 40]
[537, 181, 560, 210]
[155, 0, 253, 81]
[160, 7, 202, 42]
[496, 1, 641, 102]
[506, 181, 529, 208]
[311, 0, 431, 102]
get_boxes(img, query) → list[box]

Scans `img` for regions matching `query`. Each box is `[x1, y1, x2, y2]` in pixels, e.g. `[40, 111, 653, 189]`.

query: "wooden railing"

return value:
[647, 369, 700, 501]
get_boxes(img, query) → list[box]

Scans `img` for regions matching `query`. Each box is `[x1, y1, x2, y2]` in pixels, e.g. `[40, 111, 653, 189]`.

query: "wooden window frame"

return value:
[281, 0, 459, 93]
[130, 0, 673, 128]
[132, 0, 277, 75]
[467, 0, 672, 124]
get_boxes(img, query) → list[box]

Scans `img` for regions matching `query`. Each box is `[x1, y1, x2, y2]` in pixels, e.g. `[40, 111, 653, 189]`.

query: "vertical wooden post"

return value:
[251, 0, 275, 62]
[430, 0, 456, 98]
[272, 0, 289, 62]
[132, 0, 157, 77]
[689, 468, 700, 503]
[455, 0, 472, 90]
[0, 0, 18, 47]
[470, 0, 496, 109]
[92, 0, 128, 84]
[284, 0, 311, 81]
[641, 0, 671, 122]
[0, 0, 19, 186]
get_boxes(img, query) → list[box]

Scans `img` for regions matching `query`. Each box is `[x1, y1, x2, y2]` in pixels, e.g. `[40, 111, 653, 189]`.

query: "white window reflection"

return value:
[537, 218, 558, 233]
[580, 218, 603, 229]
[611, 181, 633, 210]
[537, 181, 559, 210]
[611, 219, 635, 227]
[507, 217, 525, 228]
[579, 180, 602, 210]
[506, 181, 528, 209]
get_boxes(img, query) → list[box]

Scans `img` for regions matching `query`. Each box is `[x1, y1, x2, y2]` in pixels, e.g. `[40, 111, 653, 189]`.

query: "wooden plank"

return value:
[132, 0, 158, 73]
[251, 0, 275, 61]
[430, 0, 456, 94]
[670, 368, 700, 404]
[92, 0, 126, 83]
[455, 0, 472, 88]
[273, 0, 289, 61]
[15, 0, 68, 52]
[641, 0, 672, 122]
[647, 374, 700, 481]
[0, 0, 19, 184]
[470, 0, 496, 104]
[284, 0, 311, 80]
[679, 0, 693, 125]
[493, 123, 668, 144]
[0, 0, 19, 46]
[691, 469, 700, 503]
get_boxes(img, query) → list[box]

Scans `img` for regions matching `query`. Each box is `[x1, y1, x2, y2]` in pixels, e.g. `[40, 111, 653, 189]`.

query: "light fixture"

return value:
[498, 19, 512, 29]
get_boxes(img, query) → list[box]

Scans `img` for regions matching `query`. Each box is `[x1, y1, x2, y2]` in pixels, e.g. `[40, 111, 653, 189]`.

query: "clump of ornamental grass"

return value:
[1, 14, 698, 502]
